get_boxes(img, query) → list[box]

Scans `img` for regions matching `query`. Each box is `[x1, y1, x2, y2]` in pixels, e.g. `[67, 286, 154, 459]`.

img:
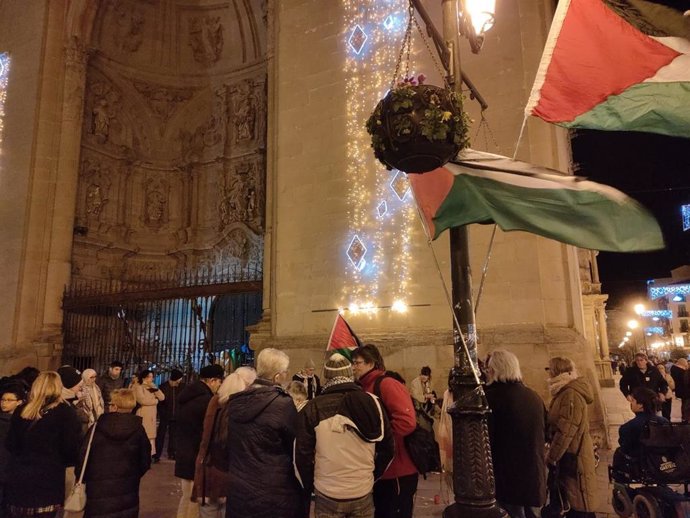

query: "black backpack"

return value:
[373, 372, 441, 477]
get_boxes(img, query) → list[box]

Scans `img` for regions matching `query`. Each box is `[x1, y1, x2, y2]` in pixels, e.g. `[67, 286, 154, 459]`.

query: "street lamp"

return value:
[634, 303, 646, 315]
[459, 0, 497, 53]
[406, 1, 501, 517]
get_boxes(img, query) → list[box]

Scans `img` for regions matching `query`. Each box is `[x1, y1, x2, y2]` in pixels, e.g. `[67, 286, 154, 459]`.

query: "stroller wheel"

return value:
[611, 486, 633, 517]
[633, 491, 663, 518]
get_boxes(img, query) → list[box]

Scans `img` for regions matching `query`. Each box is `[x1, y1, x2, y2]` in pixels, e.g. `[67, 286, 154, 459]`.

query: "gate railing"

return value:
[62, 265, 263, 380]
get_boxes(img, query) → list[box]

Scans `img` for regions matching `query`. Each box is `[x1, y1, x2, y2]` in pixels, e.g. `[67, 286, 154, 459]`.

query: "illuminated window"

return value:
[0, 53, 9, 150]
[683, 204, 690, 232]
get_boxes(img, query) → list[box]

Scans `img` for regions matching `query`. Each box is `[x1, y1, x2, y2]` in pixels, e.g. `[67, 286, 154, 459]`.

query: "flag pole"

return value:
[436, 0, 506, 516]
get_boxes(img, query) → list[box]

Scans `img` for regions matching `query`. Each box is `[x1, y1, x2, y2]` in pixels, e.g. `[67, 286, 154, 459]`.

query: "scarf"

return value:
[322, 376, 353, 390]
[547, 370, 578, 397]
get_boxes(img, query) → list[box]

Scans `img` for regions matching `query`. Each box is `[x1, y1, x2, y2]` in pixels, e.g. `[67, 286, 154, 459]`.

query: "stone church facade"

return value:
[0, 0, 609, 437]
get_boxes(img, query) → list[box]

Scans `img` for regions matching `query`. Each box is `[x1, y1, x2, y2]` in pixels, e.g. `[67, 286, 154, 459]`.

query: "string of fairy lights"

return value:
[340, 0, 418, 316]
[0, 54, 9, 151]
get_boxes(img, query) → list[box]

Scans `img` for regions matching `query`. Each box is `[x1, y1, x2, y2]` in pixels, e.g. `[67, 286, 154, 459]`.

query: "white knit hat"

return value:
[323, 353, 353, 381]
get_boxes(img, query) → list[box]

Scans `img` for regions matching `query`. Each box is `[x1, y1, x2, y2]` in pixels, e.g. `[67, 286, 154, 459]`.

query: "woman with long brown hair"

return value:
[4, 371, 81, 518]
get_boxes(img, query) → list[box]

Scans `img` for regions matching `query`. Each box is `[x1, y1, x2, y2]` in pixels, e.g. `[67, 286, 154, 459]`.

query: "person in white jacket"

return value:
[132, 369, 165, 458]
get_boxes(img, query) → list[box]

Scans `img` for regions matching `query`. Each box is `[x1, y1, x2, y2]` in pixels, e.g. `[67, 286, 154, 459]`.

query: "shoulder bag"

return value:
[65, 421, 98, 512]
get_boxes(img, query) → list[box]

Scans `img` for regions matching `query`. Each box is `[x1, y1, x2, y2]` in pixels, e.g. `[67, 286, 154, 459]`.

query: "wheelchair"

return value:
[609, 422, 690, 518]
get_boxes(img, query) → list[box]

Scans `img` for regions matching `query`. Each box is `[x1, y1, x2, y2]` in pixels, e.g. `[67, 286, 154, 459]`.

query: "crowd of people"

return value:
[0, 345, 610, 518]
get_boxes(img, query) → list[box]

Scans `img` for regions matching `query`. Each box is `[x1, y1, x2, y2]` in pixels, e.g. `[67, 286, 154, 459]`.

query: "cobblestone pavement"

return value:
[139, 375, 672, 518]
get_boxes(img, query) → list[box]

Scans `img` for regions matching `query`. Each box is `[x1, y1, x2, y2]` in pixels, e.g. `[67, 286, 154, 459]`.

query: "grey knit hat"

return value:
[323, 353, 353, 381]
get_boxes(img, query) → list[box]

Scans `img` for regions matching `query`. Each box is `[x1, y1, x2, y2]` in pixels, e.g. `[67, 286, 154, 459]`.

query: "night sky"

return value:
[570, 130, 690, 308]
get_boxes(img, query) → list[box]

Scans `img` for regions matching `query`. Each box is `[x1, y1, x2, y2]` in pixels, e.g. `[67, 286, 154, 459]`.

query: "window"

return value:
[683, 205, 690, 232]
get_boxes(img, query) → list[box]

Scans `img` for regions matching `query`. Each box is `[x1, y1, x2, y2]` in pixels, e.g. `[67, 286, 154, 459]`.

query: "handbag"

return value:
[65, 421, 98, 512]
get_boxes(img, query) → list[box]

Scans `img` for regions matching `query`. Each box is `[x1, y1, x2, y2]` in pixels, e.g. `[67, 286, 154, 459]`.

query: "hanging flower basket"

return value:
[366, 75, 470, 173]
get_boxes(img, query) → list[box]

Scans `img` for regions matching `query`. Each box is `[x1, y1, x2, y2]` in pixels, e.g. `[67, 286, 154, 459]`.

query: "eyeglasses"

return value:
[1, 398, 18, 403]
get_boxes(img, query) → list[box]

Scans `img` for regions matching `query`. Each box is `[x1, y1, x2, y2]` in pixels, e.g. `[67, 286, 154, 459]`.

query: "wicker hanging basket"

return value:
[366, 79, 470, 173]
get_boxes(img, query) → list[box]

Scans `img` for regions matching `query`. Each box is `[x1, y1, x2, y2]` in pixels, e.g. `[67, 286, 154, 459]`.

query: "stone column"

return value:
[41, 37, 90, 341]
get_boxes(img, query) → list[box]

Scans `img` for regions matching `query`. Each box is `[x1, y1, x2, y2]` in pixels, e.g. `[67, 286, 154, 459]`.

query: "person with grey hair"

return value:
[484, 349, 547, 518]
[545, 356, 597, 518]
[226, 348, 306, 518]
[292, 359, 321, 400]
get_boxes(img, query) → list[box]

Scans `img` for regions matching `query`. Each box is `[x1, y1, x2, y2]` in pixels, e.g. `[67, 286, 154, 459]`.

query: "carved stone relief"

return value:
[72, 3, 267, 284]
[142, 177, 170, 230]
[228, 79, 265, 148]
[218, 160, 263, 232]
[88, 80, 123, 145]
[188, 16, 224, 66]
[200, 227, 263, 272]
[133, 81, 194, 123]
[112, 2, 145, 53]
[179, 91, 226, 163]
[77, 159, 114, 230]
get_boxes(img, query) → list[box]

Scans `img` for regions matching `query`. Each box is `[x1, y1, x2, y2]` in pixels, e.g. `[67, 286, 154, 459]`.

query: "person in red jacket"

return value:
[352, 344, 418, 518]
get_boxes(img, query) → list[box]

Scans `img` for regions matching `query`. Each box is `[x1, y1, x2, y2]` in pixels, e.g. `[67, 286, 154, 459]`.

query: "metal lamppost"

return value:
[407, 1, 505, 517]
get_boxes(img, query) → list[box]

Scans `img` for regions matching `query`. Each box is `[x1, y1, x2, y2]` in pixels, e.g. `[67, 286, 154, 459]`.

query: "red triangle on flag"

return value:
[326, 314, 361, 354]
[530, 0, 680, 123]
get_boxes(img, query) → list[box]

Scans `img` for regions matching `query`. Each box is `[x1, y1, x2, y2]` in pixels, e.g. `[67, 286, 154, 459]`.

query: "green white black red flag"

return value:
[526, 0, 690, 138]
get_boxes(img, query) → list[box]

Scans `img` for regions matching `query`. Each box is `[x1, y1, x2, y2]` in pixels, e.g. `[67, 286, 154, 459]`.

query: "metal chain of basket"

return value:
[391, 0, 452, 90]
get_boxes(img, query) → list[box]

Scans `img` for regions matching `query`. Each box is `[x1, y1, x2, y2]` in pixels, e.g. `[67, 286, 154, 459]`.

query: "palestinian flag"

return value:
[408, 149, 664, 252]
[526, 0, 690, 138]
[326, 314, 362, 361]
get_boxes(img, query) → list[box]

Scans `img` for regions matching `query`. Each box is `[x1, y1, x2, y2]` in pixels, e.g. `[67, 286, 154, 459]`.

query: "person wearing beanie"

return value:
[292, 358, 321, 400]
[175, 365, 224, 518]
[294, 353, 394, 518]
[155, 368, 186, 462]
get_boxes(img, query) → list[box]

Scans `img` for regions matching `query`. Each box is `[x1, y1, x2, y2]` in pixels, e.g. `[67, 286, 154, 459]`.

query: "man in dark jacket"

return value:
[226, 348, 305, 518]
[670, 358, 690, 422]
[352, 344, 418, 518]
[97, 360, 124, 411]
[174, 364, 224, 518]
[485, 349, 547, 518]
[619, 353, 668, 403]
[154, 369, 185, 462]
[295, 353, 394, 517]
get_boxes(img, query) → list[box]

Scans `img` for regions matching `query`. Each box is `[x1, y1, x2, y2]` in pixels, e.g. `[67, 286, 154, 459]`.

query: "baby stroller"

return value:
[609, 422, 690, 518]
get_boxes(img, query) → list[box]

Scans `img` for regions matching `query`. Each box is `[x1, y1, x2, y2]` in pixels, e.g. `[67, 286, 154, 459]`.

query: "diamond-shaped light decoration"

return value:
[348, 25, 368, 55]
[383, 15, 395, 31]
[346, 235, 368, 271]
[390, 170, 410, 201]
[377, 200, 388, 218]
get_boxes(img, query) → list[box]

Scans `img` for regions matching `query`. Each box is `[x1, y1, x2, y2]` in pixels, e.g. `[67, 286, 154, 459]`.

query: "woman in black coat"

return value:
[484, 350, 547, 518]
[225, 348, 305, 518]
[77, 388, 151, 518]
[4, 371, 81, 518]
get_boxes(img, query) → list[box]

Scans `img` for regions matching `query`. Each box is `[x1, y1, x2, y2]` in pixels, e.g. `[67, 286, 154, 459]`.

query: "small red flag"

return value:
[326, 314, 362, 360]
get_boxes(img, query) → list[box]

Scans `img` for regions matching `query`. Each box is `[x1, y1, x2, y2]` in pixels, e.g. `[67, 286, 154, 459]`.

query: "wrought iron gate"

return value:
[62, 266, 262, 379]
